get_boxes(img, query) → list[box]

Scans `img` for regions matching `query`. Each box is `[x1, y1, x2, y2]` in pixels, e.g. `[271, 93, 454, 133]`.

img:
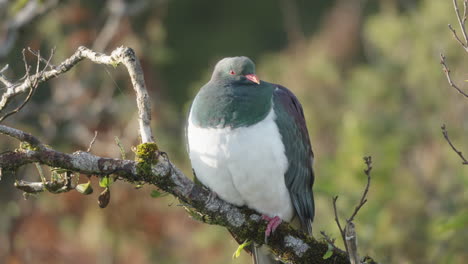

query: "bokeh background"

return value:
[0, 0, 467, 263]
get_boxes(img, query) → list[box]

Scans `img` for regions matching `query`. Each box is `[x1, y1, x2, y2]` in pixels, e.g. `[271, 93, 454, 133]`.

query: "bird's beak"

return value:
[245, 74, 260, 84]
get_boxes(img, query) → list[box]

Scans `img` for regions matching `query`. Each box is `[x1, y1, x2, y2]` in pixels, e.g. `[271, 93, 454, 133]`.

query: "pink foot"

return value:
[262, 215, 282, 238]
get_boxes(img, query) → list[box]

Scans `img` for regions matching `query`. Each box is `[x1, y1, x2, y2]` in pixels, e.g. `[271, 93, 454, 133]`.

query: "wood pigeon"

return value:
[187, 57, 315, 264]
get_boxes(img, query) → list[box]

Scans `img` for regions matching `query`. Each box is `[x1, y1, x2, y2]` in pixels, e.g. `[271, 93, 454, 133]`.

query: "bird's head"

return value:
[211, 56, 260, 85]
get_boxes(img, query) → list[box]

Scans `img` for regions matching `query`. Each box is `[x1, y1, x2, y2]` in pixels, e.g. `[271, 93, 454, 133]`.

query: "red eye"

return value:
[229, 70, 236, 75]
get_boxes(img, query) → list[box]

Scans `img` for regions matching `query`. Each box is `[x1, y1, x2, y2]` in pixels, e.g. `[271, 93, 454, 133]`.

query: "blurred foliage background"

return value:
[0, 0, 467, 263]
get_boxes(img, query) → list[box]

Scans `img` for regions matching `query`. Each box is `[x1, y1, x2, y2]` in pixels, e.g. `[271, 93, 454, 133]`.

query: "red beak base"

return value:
[245, 74, 260, 84]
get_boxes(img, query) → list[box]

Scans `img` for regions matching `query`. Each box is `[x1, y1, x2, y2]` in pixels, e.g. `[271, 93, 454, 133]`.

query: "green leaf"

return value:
[99, 176, 113, 188]
[232, 240, 252, 259]
[76, 181, 93, 195]
[150, 189, 168, 198]
[322, 243, 334, 259]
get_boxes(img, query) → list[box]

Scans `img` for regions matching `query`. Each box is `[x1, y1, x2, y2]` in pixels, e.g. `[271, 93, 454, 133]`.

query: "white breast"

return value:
[187, 107, 294, 221]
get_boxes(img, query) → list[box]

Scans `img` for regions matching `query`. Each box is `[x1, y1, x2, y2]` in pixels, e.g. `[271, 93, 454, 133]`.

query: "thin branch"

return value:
[453, 0, 468, 47]
[87, 131, 98, 152]
[0, 46, 154, 143]
[332, 156, 373, 263]
[347, 156, 372, 223]
[28, 47, 57, 70]
[0, 64, 13, 87]
[441, 124, 468, 164]
[320, 231, 347, 255]
[333, 196, 348, 255]
[439, 53, 468, 98]
[448, 24, 468, 51]
[0, 124, 45, 148]
[0, 50, 35, 122]
[0, 48, 55, 122]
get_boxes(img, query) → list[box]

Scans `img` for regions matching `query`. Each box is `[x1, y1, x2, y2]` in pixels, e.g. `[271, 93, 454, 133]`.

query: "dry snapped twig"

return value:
[439, 54, 468, 98]
[345, 223, 359, 264]
[0, 46, 361, 264]
[441, 124, 468, 165]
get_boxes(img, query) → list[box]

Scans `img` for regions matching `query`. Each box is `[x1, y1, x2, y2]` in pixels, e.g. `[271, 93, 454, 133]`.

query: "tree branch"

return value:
[450, 0, 468, 51]
[332, 156, 373, 264]
[347, 156, 372, 223]
[0, 45, 154, 142]
[439, 53, 468, 98]
[333, 196, 348, 254]
[441, 124, 468, 165]
[0, 125, 351, 264]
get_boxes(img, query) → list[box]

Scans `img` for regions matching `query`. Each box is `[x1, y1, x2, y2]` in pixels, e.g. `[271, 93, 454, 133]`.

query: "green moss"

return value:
[134, 143, 160, 179]
[19, 142, 40, 151]
[134, 143, 159, 163]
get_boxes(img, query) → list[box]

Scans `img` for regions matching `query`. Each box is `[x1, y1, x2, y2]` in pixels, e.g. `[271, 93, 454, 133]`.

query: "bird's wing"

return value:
[272, 84, 315, 234]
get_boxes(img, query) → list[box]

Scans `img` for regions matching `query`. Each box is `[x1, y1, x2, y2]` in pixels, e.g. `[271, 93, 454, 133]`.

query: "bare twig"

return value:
[439, 53, 468, 98]
[0, 48, 55, 122]
[347, 156, 372, 223]
[332, 156, 373, 263]
[0, 64, 13, 87]
[441, 124, 468, 164]
[28, 47, 57, 70]
[0, 124, 44, 148]
[320, 231, 347, 255]
[333, 196, 348, 255]
[452, 0, 468, 49]
[448, 24, 467, 49]
[0, 46, 154, 143]
[87, 131, 98, 152]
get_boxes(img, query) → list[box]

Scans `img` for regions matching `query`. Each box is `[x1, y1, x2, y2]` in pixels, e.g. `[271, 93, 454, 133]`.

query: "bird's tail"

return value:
[252, 245, 281, 264]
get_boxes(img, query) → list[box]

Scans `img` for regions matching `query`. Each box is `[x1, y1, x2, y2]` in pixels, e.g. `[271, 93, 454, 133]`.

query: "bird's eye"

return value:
[229, 70, 236, 75]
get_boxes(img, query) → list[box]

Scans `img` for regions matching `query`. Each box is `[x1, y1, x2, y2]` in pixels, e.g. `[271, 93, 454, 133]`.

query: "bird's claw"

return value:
[261, 215, 282, 242]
